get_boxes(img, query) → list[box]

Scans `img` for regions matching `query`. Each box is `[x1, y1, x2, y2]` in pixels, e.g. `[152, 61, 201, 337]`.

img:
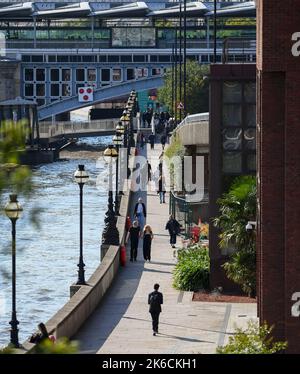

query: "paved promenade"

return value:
[74, 143, 257, 354]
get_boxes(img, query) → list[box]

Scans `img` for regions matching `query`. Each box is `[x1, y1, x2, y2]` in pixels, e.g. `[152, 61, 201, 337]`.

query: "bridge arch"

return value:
[38, 76, 164, 121]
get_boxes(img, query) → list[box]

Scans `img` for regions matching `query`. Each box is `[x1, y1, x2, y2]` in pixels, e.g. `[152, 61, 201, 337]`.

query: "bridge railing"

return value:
[39, 119, 118, 139]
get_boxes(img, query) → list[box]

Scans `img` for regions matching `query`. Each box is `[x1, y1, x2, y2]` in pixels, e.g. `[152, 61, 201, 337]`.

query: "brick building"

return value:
[257, 0, 300, 353]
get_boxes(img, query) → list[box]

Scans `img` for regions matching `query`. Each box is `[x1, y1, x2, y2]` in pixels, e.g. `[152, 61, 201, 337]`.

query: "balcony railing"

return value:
[222, 37, 256, 63]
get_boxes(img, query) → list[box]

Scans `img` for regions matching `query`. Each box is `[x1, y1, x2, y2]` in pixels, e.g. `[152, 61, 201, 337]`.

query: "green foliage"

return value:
[217, 320, 287, 354]
[164, 135, 185, 190]
[158, 61, 209, 116]
[0, 346, 14, 354]
[0, 120, 33, 199]
[213, 176, 256, 296]
[34, 337, 79, 354]
[173, 244, 210, 291]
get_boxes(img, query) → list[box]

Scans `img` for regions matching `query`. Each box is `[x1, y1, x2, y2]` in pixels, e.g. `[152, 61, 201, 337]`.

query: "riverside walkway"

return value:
[74, 142, 257, 354]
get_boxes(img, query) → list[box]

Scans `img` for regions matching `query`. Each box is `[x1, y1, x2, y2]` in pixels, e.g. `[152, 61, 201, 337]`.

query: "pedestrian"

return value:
[160, 134, 166, 150]
[148, 133, 155, 150]
[157, 175, 166, 203]
[126, 220, 141, 262]
[143, 224, 154, 261]
[165, 215, 181, 248]
[29, 322, 56, 344]
[134, 197, 146, 229]
[147, 161, 152, 182]
[148, 283, 163, 336]
[140, 132, 145, 149]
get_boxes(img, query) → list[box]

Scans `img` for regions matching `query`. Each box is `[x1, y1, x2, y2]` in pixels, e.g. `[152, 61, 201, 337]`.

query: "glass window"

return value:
[24, 83, 33, 96]
[36, 84, 45, 97]
[112, 28, 155, 47]
[222, 104, 242, 127]
[22, 55, 31, 62]
[50, 69, 60, 82]
[245, 104, 256, 127]
[36, 69, 45, 81]
[222, 128, 242, 151]
[150, 55, 158, 62]
[24, 69, 34, 81]
[62, 69, 71, 81]
[108, 55, 119, 63]
[62, 84, 71, 96]
[247, 154, 256, 172]
[133, 55, 145, 63]
[32, 55, 43, 62]
[48, 55, 56, 62]
[101, 69, 110, 81]
[223, 152, 242, 174]
[152, 68, 161, 76]
[223, 82, 242, 103]
[99, 55, 107, 62]
[112, 68, 121, 81]
[244, 128, 256, 151]
[245, 82, 256, 103]
[87, 69, 96, 82]
[126, 68, 135, 80]
[158, 55, 170, 62]
[57, 55, 69, 63]
[76, 69, 85, 82]
[135, 68, 148, 79]
[121, 55, 132, 63]
[51, 84, 60, 96]
[70, 55, 82, 62]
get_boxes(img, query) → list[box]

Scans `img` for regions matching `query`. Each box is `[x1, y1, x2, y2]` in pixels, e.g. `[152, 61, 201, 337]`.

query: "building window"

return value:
[36, 99, 45, 107]
[152, 68, 161, 76]
[133, 55, 146, 63]
[48, 55, 56, 62]
[57, 55, 69, 63]
[36, 69, 45, 81]
[31, 55, 43, 62]
[222, 128, 242, 151]
[50, 69, 60, 82]
[108, 55, 120, 63]
[222, 105, 242, 127]
[62, 69, 71, 81]
[87, 69, 96, 82]
[158, 55, 170, 63]
[24, 83, 33, 96]
[126, 68, 135, 80]
[36, 84, 45, 97]
[51, 84, 60, 96]
[62, 84, 71, 96]
[112, 68, 121, 81]
[24, 69, 34, 81]
[223, 82, 242, 103]
[223, 152, 242, 174]
[101, 69, 110, 81]
[76, 69, 85, 82]
[121, 55, 132, 63]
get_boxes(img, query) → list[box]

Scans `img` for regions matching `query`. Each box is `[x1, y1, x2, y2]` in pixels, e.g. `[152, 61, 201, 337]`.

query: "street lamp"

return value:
[113, 132, 123, 214]
[102, 145, 119, 247]
[74, 164, 89, 285]
[5, 194, 23, 348]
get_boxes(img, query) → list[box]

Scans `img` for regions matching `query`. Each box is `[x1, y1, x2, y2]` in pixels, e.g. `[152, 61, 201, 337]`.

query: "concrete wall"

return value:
[175, 121, 209, 148]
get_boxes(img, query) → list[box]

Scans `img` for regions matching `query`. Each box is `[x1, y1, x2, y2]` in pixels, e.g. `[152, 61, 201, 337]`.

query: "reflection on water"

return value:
[0, 136, 111, 347]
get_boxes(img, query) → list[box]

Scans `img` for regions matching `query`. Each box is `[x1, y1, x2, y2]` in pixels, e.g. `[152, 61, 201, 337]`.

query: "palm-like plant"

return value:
[213, 176, 257, 296]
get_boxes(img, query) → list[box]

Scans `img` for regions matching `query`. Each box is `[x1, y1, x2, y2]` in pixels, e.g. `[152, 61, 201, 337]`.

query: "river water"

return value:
[0, 136, 112, 347]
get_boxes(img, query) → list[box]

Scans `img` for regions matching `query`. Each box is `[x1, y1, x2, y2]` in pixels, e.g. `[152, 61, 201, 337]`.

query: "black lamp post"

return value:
[113, 132, 123, 215]
[5, 194, 23, 348]
[102, 145, 119, 246]
[74, 164, 89, 285]
[213, 0, 217, 63]
[121, 113, 131, 177]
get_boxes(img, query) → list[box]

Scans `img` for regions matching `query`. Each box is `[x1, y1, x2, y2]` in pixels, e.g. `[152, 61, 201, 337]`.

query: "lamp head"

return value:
[74, 164, 89, 185]
[5, 194, 23, 220]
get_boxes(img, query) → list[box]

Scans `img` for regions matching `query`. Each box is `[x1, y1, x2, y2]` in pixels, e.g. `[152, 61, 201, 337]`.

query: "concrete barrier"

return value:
[18, 145, 136, 353]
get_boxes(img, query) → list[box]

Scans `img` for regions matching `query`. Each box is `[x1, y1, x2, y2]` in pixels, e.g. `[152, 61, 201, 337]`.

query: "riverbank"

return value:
[0, 136, 111, 347]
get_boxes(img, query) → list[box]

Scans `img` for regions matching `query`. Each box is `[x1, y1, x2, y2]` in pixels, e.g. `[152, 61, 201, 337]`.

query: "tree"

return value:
[157, 61, 209, 116]
[217, 320, 287, 354]
[213, 176, 257, 296]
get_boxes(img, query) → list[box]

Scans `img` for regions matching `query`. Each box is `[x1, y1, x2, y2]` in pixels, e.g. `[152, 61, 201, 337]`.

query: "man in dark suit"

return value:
[148, 283, 163, 336]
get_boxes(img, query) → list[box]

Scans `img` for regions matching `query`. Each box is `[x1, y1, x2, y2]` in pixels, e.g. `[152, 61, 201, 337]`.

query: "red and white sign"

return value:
[78, 86, 94, 102]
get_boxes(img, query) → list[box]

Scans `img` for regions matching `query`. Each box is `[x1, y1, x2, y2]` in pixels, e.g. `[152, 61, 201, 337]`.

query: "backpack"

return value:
[150, 292, 160, 307]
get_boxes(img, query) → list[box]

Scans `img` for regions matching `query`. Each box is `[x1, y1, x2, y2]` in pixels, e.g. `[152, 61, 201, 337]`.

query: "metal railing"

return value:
[5, 40, 110, 50]
[222, 38, 256, 63]
[169, 189, 209, 239]
[39, 119, 117, 139]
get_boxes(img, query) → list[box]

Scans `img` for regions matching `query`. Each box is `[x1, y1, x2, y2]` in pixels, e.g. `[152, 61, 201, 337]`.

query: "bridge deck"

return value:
[73, 142, 257, 354]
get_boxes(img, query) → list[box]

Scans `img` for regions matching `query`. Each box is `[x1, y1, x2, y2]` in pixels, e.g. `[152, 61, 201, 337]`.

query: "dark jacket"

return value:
[148, 291, 163, 313]
[134, 202, 146, 217]
[165, 219, 181, 235]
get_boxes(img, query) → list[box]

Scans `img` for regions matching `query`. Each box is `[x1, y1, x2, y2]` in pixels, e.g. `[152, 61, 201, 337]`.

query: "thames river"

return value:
[0, 136, 111, 347]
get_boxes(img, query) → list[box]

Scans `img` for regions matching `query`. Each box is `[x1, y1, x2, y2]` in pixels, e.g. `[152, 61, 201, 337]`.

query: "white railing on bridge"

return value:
[39, 119, 118, 139]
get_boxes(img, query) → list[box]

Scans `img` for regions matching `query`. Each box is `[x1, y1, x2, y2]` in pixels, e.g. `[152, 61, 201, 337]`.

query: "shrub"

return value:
[34, 337, 79, 354]
[173, 244, 210, 291]
[217, 320, 287, 354]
